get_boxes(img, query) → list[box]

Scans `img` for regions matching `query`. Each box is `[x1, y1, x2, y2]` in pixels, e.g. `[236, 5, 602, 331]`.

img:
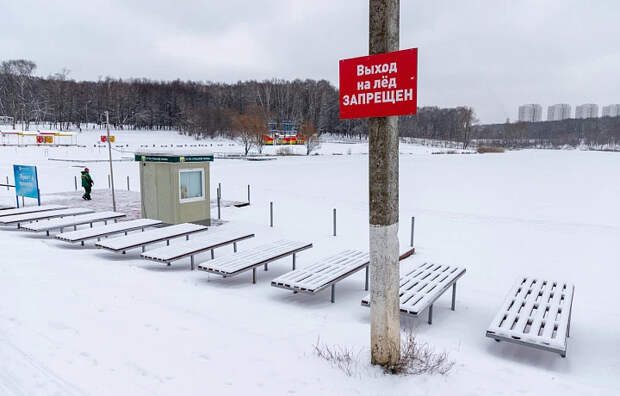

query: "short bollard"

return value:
[270, 202, 273, 227]
[410, 216, 415, 247]
[333, 208, 337, 236]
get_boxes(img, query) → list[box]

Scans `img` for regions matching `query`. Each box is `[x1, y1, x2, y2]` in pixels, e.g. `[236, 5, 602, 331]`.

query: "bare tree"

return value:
[299, 120, 321, 155]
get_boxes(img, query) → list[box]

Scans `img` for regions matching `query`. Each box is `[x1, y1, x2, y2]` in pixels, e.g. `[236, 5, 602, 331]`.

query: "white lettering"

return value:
[343, 95, 349, 106]
[357, 65, 364, 76]
[404, 89, 413, 101]
[389, 62, 397, 73]
[388, 77, 397, 89]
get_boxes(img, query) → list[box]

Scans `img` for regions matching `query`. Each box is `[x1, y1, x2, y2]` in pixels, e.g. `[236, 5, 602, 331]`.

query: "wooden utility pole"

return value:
[369, 0, 400, 366]
[105, 111, 117, 211]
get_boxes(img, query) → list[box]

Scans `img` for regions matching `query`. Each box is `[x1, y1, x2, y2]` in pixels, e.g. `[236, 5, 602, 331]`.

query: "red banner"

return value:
[339, 48, 418, 119]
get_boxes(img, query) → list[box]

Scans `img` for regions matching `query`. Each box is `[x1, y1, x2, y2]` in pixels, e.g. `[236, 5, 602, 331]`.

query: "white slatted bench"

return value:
[485, 277, 575, 357]
[95, 223, 208, 254]
[141, 231, 255, 269]
[56, 219, 163, 246]
[361, 262, 466, 324]
[0, 204, 67, 218]
[197, 240, 313, 283]
[271, 250, 369, 303]
[0, 207, 95, 228]
[21, 211, 126, 236]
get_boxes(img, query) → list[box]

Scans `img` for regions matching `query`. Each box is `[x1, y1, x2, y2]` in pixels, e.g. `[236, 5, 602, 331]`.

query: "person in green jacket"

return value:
[81, 168, 94, 200]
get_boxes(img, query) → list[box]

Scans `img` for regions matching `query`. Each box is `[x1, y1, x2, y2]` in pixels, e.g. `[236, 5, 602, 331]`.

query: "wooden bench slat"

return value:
[95, 223, 208, 252]
[271, 250, 368, 292]
[197, 240, 312, 276]
[0, 208, 94, 225]
[21, 211, 126, 232]
[0, 204, 67, 218]
[362, 262, 466, 318]
[141, 232, 255, 262]
[56, 219, 163, 243]
[486, 277, 574, 356]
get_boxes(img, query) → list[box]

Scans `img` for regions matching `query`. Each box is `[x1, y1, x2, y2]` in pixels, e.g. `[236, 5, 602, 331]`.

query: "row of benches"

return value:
[0, 204, 574, 357]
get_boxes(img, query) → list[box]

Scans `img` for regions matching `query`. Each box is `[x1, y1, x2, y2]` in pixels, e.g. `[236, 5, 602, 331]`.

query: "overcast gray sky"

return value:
[1, 0, 619, 123]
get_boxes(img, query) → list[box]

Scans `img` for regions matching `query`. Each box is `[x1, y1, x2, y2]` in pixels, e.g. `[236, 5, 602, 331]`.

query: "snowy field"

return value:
[1, 130, 619, 395]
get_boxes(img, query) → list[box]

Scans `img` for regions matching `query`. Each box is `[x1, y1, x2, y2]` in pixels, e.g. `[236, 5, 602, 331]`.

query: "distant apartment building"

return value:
[518, 104, 543, 122]
[547, 104, 571, 121]
[575, 104, 599, 119]
[602, 104, 620, 117]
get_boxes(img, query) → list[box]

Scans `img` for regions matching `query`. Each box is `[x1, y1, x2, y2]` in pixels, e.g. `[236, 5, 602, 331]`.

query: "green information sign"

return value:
[135, 154, 214, 163]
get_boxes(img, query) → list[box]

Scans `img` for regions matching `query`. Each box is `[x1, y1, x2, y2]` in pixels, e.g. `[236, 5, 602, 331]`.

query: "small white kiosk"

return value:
[135, 152, 213, 225]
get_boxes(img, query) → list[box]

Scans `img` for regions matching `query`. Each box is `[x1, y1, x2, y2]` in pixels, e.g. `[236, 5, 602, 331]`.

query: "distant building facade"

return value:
[547, 104, 571, 121]
[518, 104, 543, 122]
[602, 104, 620, 117]
[575, 104, 599, 119]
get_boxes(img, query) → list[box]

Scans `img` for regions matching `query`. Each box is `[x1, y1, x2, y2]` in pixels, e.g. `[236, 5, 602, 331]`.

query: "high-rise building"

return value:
[575, 104, 599, 119]
[602, 104, 620, 117]
[547, 104, 571, 121]
[518, 104, 542, 122]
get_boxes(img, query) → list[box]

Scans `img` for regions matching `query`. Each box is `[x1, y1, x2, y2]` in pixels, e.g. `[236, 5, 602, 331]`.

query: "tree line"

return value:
[0, 58, 506, 151]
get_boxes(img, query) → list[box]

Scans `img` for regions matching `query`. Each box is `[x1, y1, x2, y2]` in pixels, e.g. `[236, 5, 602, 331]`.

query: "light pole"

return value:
[105, 111, 117, 211]
[369, 0, 400, 367]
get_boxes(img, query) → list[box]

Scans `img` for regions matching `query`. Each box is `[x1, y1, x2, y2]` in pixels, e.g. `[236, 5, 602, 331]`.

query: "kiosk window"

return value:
[179, 169, 205, 203]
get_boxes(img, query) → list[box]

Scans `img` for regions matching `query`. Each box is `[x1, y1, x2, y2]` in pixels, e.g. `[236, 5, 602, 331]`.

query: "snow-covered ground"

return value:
[1, 130, 619, 395]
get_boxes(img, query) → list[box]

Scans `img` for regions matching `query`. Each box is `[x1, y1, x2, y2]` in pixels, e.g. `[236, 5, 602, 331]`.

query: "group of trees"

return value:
[6, 58, 617, 151]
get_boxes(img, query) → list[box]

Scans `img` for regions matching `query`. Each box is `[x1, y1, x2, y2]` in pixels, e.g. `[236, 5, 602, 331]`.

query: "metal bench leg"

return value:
[74, 225, 77, 230]
[81, 241, 84, 246]
[252, 268, 256, 284]
[233, 242, 237, 253]
[186, 235, 189, 240]
[292, 253, 296, 270]
[264, 263, 268, 271]
[428, 304, 433, 324]
[331, 284, 336, 303]
[451, 283, 456, 311]
[90, 223, 93, 228]
[211, 250, 214, 259]
[122, 251, 126, 254]
[190, 256, 195, 271]
[103, 221, 107, 226]
[142, 246, 145, 253]
[365, 266, 369, 291]
[567, 308, 572, 337]
[167, 261, 171, 266]
[46, 231, 50, 236]
[166, 239, 170, 246]
[124, 231, 128, 236]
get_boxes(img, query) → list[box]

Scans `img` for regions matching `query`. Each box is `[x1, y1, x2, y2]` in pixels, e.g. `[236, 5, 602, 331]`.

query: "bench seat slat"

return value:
[56, 219, 163, 242]
[361, 262, 466, 316]
[21, 211, 126, 232]
[197, 240, 312, 276]
[0, 204, 66, 218]
[486, 277, 574, 356]
[95, 223, 208, 251]
[271, 250, 369, 293]
[141, 232, 255, 262]
[0, 208, 94, 225]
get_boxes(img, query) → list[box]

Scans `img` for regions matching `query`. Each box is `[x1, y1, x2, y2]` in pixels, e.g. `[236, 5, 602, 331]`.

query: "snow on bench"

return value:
[271, 250, 369, 303]
[197, 240, 313, 283]
[0, 207, 95, 227]
[21, 211, 126, 235]
[361, 262, 466, 324]
[485, 277, 574, 357]
[141, 231, 255, 269]
[56, 219, 163, 245]
[0, 204, 67, 218]
[95, 223, 208, 253]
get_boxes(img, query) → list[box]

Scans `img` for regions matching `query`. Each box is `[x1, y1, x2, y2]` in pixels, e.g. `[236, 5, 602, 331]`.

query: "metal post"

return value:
[451, 283, 456, 311]
[292, 253, 296, 270]
[107, 174, 111, 189]
[252, 267, 256, 284]
[270, 201, 273, 227]
[6, 176, 8, 191]
[74, 175, 77, 191]
[331, 284, 336, 303]
[233, 242, 237, 253]
[428, 304, 433, 324]
[410, 216, 415, 247]
[191, 256, 195, 271]
[105, 111, 117, 211]
[333, 208, 337, 236]
[369, 0, 400, 367]
[217, 186, 221, 220]
[127, 175, 130, 191]
[247, 184, 251, 204]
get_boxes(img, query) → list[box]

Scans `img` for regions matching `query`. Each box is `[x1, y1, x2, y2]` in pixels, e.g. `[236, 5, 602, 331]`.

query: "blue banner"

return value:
[13, 165, 40, 202]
